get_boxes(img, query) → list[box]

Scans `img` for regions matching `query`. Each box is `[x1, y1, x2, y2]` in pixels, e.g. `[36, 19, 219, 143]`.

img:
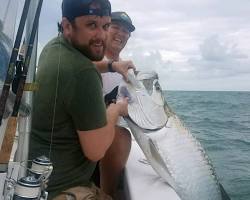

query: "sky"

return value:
[29, 0, 250, 91]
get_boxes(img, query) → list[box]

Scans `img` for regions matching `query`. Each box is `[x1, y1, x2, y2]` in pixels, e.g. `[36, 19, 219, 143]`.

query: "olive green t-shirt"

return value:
[29, 36, 107, 199]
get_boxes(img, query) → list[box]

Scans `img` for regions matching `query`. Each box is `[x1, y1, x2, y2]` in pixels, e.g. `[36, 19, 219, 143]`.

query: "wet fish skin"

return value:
[122, 70, 230, 200]
[126, 116, 222, 200]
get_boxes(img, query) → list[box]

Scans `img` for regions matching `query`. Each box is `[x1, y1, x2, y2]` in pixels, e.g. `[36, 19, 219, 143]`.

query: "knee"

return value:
[115, 127, 132, 145]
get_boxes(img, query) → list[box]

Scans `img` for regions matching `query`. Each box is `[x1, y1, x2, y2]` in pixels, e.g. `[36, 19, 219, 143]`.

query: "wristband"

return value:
[108, 60, 115, 72]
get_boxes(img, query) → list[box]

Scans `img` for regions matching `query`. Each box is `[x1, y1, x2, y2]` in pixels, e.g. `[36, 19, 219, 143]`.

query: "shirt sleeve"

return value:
[65, 68, 107, 131]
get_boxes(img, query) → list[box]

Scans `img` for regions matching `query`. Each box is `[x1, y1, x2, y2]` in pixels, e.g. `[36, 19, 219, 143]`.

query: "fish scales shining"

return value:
[120, 70, 231, 200]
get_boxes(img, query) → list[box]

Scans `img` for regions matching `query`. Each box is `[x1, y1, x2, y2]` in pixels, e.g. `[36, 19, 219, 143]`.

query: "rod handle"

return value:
[0, 117, 17, 163]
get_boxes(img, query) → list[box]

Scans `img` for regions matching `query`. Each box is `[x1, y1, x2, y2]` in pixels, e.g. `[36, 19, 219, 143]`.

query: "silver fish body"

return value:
[120, 70, 229, 200]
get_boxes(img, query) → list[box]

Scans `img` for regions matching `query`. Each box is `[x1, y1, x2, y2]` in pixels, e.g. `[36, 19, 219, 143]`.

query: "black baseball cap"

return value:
[111, 11, 135, 32]
[62, 0, 111, 21]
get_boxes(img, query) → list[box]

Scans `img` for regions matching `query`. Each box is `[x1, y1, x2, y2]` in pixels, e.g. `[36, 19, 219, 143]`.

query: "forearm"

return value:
[100, 103, 120, 150]
[94, 60, 135, 81]
[78, 103, 121, 161]
[94, 60, 109, 73]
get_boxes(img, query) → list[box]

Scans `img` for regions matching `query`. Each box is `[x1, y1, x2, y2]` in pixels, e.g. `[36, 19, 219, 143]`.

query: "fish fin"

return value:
[219, 183, 231, 200]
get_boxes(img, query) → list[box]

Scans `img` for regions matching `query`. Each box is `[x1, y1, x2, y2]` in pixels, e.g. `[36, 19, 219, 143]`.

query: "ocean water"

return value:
[164, 91, 250, 200]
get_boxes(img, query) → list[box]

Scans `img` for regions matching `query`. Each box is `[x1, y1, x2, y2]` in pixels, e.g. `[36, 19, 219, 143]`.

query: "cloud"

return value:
[186, 35, 250, 80]
[114, 0, 250, 91]
[36, 0, 250, 91]
[200, 35, 248, 61]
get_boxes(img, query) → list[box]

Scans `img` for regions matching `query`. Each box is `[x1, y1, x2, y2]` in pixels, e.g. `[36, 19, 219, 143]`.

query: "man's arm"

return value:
[77, 98, 128, 162]
[94, 60, 135, 80]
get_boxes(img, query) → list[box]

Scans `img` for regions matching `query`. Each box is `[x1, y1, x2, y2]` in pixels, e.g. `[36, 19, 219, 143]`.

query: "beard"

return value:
[71, 38, 106, 61]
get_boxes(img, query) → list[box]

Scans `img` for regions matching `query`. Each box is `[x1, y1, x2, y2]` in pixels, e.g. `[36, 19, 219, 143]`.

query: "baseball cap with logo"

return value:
[111, 11, 135, 32]
[62, 0, 111, 21]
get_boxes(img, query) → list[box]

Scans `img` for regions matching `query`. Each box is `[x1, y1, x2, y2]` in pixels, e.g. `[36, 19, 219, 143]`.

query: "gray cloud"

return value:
[114, 0, 250, 90]
[186, 35, 250, 80]
[36, 0, 250, 91]
[200, 35, 248, 61]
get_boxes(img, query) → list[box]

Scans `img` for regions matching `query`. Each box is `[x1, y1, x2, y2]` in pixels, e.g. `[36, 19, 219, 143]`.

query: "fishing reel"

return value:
[12, 47, 25, 95]
[4, 156, 53, 200]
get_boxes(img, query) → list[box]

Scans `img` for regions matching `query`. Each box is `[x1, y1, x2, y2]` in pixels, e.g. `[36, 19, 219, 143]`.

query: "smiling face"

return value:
[61, 0, 112, 61]
[62, 15, 111, 61]
[72, 15, 111, 61]
[106, 21, 131, 54]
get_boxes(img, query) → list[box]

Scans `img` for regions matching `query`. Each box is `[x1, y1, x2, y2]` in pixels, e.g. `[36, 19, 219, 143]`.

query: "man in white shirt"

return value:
[102, 11, 135, 97]
[94, 11, 135, 198]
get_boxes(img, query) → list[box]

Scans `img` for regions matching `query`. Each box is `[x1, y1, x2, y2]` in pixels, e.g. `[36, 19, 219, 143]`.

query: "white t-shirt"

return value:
[101, 56, 123, 95]
[102, 72, 123, 96]
[101, 57, 128, 128]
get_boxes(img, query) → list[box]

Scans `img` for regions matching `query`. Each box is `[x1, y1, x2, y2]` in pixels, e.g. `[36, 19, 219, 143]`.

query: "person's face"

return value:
[106, 22, 130, 53]
[63, 15, 111, 61]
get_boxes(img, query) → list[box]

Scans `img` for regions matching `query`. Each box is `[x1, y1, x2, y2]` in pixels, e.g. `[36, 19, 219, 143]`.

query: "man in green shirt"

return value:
[29, 0, 128, 199]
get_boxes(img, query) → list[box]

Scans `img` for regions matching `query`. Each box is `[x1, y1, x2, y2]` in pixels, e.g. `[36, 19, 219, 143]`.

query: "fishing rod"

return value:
[12, 0, 43, 118]
[0, 0, 31, 126]
[0, 0, 43, 168]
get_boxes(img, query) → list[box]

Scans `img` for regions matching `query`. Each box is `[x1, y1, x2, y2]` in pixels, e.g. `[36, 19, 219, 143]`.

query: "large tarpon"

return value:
[119, 70, 230, 200]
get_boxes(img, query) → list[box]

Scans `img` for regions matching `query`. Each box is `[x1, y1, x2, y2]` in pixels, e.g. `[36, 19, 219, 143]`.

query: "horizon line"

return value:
[163, 89, 250, 92]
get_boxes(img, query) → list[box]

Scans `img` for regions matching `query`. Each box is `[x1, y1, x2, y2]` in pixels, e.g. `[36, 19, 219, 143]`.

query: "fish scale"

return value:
[150, 123, 222, 200]
[123, 70, 230, 200]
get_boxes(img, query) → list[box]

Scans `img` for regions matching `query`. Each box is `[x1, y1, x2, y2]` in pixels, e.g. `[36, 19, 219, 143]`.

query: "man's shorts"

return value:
[52, 184, 112, 200]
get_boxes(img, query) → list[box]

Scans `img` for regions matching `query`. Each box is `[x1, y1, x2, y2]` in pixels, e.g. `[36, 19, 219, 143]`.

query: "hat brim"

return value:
[112, 19, 135, 32]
